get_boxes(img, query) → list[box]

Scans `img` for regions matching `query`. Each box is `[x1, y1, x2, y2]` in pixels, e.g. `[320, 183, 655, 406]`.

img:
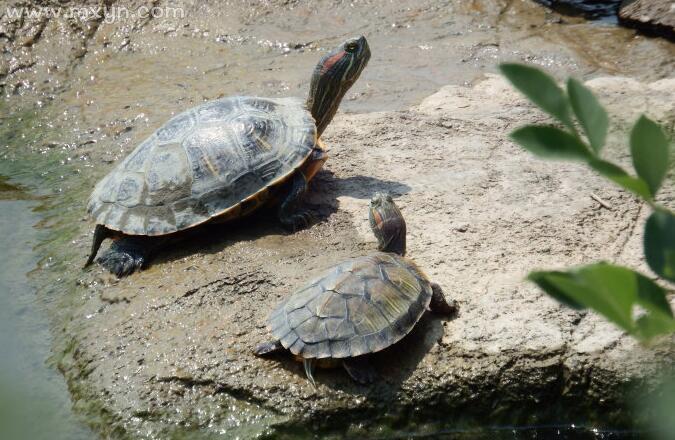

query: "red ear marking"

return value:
[372, 210, 383, 229]
[321, 50, 346, 74]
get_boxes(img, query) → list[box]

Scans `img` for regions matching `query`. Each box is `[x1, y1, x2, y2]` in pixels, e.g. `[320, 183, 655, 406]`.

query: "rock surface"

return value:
[58, 74, 675, 438]
[620, 0, 675, 39]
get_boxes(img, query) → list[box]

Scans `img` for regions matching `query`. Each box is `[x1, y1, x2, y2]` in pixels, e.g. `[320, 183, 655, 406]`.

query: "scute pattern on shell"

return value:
[87, 96, 316, 235]
[268, 253, 433, 359]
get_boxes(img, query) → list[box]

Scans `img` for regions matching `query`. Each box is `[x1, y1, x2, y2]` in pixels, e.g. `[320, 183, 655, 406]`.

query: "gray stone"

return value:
[620, 0, 675, 39]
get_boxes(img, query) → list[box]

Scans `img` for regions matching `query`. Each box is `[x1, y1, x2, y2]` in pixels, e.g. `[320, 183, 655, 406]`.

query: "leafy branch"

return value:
[500, 63, 675, 343]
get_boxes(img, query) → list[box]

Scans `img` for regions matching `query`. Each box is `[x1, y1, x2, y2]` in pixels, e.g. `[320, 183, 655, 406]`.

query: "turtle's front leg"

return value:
[97, 235, 163, 277]
[278, 171, 314, 231]
[429, 283, 458, 316]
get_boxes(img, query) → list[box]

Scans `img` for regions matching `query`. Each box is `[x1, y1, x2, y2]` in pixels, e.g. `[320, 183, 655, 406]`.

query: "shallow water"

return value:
[535, 0, 622, 21]
[0, 179, 92, 440]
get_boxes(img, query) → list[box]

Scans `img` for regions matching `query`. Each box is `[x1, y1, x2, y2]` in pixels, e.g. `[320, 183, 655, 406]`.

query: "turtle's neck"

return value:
[306, 64, 350, 138]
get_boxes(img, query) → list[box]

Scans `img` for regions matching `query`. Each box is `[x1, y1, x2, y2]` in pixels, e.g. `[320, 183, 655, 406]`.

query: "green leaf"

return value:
[644, 209, 675, 283]
[500, 63, 574, 131]
[528, 271, 586, 310]
[528, 263, 674, 341]
[567, 78, 608, 153]
[588, 158, 653, 201]
[636, 314, 675, 341]
[630, 116, 670, 196]
[510, 126, 591, 161]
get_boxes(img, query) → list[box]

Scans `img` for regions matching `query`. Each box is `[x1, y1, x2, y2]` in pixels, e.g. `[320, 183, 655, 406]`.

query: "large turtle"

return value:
[84, 37, 371, 276]
[254, 193, 456, 386]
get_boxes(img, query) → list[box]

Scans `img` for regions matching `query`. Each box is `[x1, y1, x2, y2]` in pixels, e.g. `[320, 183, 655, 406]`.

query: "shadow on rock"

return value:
[150, 205, 303, 266]
[311, 169, 412, 202]
[105, 170, 411, 274]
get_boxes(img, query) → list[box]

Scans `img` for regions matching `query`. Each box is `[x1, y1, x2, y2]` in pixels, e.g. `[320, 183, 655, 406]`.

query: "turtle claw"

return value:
[97, 247, 146, 277]
[281, 209, 315, 232]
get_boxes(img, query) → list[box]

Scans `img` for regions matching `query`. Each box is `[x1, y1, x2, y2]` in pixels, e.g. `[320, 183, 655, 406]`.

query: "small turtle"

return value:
[254, 193, 456, 386]
[84, 37, 371, 276]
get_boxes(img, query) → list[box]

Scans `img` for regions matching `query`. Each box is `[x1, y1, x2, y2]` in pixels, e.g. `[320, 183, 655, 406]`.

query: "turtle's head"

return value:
[369, 192, 406, 256]
[308, 36, 371, 137]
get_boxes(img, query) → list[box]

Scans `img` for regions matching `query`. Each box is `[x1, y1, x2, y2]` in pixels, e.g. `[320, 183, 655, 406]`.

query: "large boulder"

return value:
[60, 74, 675, 438]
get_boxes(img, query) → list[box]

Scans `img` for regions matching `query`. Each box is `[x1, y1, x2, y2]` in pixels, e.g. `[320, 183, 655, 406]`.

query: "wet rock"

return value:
[0, 0, 159, 98]
[619, 0, 675, 39]
[1, 0, 675, 105]
[57, 75, 675, 438]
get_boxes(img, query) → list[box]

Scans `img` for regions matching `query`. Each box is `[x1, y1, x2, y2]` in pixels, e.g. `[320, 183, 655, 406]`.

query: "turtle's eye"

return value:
[345, 41, 358, 53]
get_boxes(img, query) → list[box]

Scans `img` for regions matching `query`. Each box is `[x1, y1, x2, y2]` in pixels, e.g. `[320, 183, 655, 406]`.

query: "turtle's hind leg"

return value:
[97, 235, 158, 277]
[342, 357, 378, 385]
[253, 340, 284, 356]
[84, 224, 111, 268]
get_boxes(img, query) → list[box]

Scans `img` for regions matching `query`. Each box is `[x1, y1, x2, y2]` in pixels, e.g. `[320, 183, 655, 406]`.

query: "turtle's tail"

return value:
[84, 224, 109, 268]
[303, 358, 317, 389]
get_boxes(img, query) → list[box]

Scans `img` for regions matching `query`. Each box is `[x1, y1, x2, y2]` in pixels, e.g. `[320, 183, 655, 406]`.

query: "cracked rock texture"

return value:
[60, 74, 675, 438]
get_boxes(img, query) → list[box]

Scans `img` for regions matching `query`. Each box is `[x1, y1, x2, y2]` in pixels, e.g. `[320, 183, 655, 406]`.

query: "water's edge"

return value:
[0, 180, 92, 438]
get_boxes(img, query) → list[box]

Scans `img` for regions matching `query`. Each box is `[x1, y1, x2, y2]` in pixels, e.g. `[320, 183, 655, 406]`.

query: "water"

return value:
[0, 178, 92, 440]
[535, 1, 622, 21]
[272, 424, 644, 439]
[377, 425, 641, 439]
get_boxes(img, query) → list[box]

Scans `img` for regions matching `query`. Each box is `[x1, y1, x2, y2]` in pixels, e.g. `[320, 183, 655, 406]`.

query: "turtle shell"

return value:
[268, 252, 433, 359]
[87, 96, 316, 236]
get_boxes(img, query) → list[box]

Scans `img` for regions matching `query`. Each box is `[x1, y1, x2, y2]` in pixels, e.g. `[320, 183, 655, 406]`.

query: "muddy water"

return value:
[1, 0, 674, 438]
